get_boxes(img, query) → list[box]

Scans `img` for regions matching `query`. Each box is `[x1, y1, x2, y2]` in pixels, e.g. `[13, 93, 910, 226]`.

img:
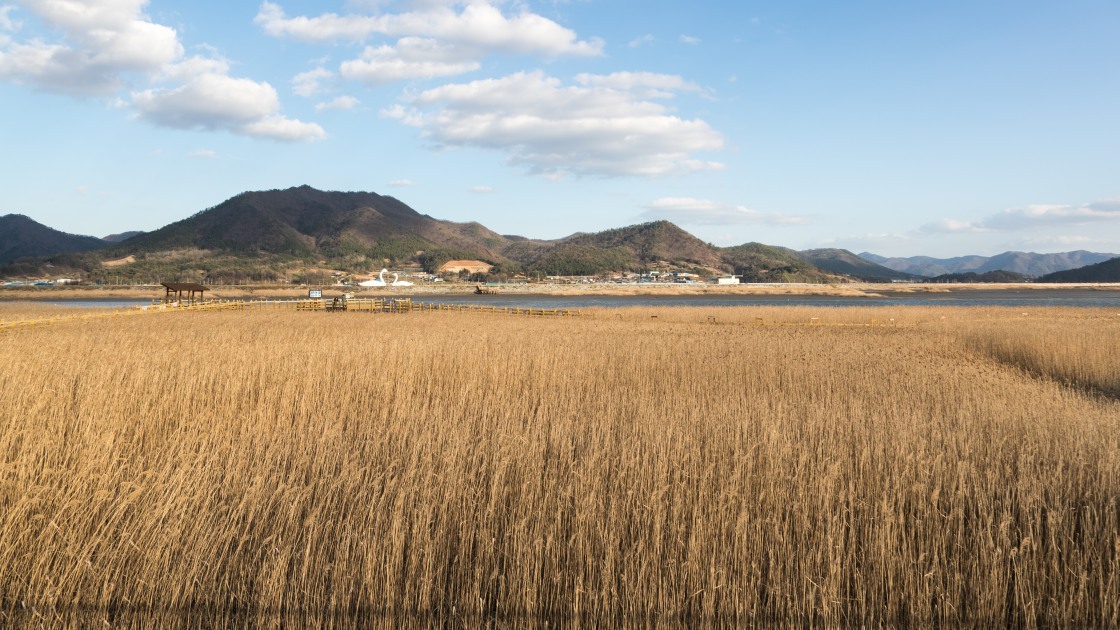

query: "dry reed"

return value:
[0, 305, 1118, 626]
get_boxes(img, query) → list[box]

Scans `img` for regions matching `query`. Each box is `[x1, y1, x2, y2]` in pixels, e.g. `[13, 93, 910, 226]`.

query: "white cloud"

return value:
[982, 200, 1120, 230]
[315, 95, 359, 110]
[340, 37, 479, 84]
[262, 1, 602, 85]
[640, 197, 806, 226]
[292, 67, 333, 96]
[678, 34, 701, 45]
[242, 115, 327, 141]
[255, 1, 603, 57]
[157, 53, 229, 82]
[923, 199, 1120, 235]
[0, 0, 181, 95]
[384, 70, 724, 177]
[255, 2, 379, 42]
[574, 71, 701, 99]
[187, 149, 216, 158]
[628, 34, 654, 48]
[1, 1, 325, 141]
[469, 185, 494, 193]
[918, 219, 987, 234]
[131, 68, 325, 141]
[388, 178, 414, 187]
[832, 198, 1120, 257]
[1011, 234, 1097, 248]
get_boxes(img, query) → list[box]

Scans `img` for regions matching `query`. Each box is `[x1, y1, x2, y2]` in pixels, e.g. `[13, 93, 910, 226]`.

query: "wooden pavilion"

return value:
[160, 282, 208, 304]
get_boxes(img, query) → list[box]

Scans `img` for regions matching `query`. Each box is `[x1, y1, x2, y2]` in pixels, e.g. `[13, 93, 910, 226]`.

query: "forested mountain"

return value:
[0, 214, 106, 265]
[796, 248, 915, 281]
[1036, 257, 1120, 282]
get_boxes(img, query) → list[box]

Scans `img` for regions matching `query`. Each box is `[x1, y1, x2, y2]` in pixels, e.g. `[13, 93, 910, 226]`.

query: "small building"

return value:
[439, 260, 493, 274]
[160, 282, 208, 304]
[716, 276, 741, 285]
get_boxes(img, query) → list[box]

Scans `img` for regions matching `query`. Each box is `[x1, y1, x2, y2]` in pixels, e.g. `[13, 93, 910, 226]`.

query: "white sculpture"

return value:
[358, 269, 388, 287]
[358, 269, 413, 287]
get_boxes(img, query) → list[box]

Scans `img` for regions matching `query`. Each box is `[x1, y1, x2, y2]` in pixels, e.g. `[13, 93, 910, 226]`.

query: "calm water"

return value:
[413, 289, 1120, 309]
[26, 288, 1120, 309]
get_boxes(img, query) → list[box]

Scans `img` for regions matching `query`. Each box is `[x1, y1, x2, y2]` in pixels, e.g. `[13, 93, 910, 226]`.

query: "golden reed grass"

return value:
[0, 305, 1118, 626]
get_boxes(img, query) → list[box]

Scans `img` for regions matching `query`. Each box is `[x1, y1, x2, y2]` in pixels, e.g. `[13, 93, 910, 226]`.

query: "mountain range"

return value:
[2, 186, 1117, 283]
[859, 250, 1118, 278]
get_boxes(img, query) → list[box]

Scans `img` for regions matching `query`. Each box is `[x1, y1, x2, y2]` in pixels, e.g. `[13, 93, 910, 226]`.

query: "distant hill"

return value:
[1036, 257, 1120, 282]
[119, 185, 512, 263]
[720, 243, 833, 283]
[926, 270, 1030, 283]
[0, 214, 106, 264]
[861, 250, 1118, 277]
[102, 231, 145, 243]
[796, 248, 914, 281]
[515, 221, 724, 275]
[2, 187, 845, 283]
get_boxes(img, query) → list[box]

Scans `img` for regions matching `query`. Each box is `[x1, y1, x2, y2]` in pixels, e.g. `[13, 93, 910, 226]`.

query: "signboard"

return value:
[308, 289, 323, 299]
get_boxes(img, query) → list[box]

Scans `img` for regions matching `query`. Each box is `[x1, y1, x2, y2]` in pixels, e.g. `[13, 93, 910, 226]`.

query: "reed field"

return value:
[0, 304, 1118, 626]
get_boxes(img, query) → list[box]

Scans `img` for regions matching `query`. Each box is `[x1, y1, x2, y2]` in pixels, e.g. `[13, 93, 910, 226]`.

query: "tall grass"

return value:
[965, 313, 1120, 397]
[0, 306, 1118, 626]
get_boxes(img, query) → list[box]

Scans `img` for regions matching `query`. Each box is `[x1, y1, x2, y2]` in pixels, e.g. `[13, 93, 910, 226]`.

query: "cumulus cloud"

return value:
[0, 1, 324, 141]
[131, 61, 326, 141]
[0, 0, 181, 95]
[640, 198, 806, 226]
[678, 34, 701, 45]
[292, 67, 333, 96]
[315, 95, 359, 110]
[255, 1, 603, 56]
[383, 70, 724, 178]
[628, 34, 654, 48]
[340, 37, 479, 85]
[574, 71, 701, 99]
[260, 0, 601, 84]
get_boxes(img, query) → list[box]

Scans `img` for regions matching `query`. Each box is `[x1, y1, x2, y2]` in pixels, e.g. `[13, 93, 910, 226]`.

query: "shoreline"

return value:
[2, 282, 1119, 301]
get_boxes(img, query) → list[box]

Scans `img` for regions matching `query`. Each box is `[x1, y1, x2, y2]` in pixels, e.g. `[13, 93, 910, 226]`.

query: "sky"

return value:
[1, 0, 1118, 258]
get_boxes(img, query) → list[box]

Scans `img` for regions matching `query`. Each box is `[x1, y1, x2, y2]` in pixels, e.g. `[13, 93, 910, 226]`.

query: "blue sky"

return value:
[2, 0, 1118, 257]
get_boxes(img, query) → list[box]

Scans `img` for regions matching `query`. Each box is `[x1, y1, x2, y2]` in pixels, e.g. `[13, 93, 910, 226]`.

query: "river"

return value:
[23, 288, 1120, 309]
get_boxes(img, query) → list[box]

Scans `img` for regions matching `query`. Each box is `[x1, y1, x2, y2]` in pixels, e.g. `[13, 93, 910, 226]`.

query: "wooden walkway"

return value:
[292, 297, 581, 317]
[0, 297, 580, 334]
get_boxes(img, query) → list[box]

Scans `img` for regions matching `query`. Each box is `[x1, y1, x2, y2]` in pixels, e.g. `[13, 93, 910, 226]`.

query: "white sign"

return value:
[309, 289, 323, 298]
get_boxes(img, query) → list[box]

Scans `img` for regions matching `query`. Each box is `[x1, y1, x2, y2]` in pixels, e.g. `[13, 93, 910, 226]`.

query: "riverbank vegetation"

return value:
[1, 305, 1117, 625]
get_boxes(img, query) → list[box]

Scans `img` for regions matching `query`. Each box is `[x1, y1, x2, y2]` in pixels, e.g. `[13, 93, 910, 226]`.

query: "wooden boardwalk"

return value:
[292, 297, 581, 317]
[0, 297, 580, 334]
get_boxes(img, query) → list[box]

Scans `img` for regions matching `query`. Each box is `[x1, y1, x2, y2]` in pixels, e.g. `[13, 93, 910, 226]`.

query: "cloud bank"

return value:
[921, 199, 1120, 234]
[383, 71, 724, 178]
[257, 0, 602, 86]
